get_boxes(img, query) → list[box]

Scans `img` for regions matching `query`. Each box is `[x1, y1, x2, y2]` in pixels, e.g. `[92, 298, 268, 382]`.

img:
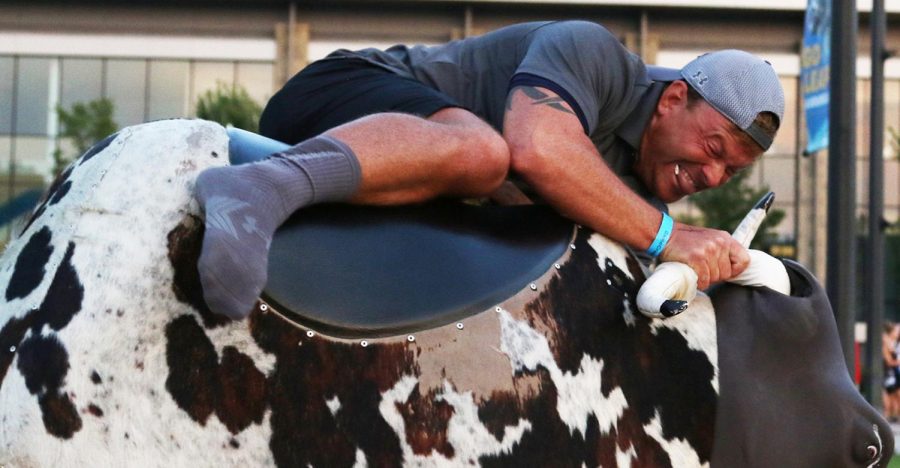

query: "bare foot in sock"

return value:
[194, 135, 361, 319]
[194, 167, 288, 319]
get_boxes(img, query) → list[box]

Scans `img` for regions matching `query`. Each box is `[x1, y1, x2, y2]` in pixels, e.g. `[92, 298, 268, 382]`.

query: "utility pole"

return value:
[865, 0, 887, 405]
[828, 0, 858, 375]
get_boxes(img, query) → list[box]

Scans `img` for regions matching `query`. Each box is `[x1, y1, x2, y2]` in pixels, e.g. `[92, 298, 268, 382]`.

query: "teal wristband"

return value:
[647, 212, 673, 257]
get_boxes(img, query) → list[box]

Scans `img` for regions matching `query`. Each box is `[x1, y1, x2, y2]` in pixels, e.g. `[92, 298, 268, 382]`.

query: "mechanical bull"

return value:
[0, 120, 892, 467]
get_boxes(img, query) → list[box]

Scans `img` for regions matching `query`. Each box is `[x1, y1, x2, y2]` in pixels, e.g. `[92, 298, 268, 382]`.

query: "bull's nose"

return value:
[853, 418, 893, 467]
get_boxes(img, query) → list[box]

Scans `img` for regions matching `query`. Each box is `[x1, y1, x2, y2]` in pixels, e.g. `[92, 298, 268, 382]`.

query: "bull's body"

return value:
[0, 120, 890, 467]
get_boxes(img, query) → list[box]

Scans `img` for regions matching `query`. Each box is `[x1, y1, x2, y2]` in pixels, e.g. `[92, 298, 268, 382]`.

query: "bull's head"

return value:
[711, 261, 892, 466]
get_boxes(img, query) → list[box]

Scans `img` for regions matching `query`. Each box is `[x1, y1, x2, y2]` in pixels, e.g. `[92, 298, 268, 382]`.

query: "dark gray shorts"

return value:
[259, 58, 464, 144]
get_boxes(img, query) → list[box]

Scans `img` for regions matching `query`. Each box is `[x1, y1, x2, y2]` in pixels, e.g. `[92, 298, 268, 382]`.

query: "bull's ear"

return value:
[710, 258, 831, 341]
[782, 259, 816, 299]
[752, 260, 829, 344]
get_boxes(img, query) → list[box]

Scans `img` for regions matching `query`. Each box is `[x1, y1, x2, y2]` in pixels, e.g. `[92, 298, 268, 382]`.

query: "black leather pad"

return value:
[262, 202, 574, 338]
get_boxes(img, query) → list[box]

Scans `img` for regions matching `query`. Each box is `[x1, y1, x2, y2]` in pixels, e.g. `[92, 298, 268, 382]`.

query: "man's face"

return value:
[635, 81, 762, 203]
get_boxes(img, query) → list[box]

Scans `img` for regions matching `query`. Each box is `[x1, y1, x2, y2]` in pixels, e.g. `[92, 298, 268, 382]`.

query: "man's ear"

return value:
[656, 80, 689, 116]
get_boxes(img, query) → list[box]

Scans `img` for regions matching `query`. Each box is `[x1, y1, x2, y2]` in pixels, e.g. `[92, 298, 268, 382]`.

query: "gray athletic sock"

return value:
[195, 135, 361, 319]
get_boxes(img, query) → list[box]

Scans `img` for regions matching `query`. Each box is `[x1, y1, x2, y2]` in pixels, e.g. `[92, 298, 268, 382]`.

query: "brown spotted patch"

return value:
[165, 315, 267, 434]
[166, 215, 230, 328]
[251, 309, 416, 468]
[396, 383, 454, 457]
[216, 347, 268, 433]
[40, 392, 83, 438]
[87, 403, 104, 418]
[477, 390, 526, 442]
[507, 229, 717, 465]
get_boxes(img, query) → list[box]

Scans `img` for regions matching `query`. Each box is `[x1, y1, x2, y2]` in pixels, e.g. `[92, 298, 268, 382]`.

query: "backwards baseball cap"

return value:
[647, 50, 785, 151]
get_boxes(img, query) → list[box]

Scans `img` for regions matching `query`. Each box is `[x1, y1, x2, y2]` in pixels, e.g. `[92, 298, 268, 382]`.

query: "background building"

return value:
[2, 0, 900, 313]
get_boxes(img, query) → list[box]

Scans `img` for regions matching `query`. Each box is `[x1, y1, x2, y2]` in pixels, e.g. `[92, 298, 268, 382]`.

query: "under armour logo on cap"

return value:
[691, 70, 709, 86]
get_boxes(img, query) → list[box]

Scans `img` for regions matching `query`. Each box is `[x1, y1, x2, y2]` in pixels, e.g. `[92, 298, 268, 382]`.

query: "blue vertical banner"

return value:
[801, 0, 831, 154]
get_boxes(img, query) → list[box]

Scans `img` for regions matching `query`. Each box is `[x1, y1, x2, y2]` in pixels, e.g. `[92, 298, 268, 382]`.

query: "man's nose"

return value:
[702, 162, 727, 188]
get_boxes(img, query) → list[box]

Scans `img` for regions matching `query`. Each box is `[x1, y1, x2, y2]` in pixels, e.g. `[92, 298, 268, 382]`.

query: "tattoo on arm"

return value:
[508, 86, 575, 115]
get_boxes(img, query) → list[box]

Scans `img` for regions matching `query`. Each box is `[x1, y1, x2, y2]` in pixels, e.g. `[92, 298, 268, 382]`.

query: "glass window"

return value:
[16, 58, 54, 136]
[107, 59, 147, 127]
[857, 157, 870, 209]
[760, 156, 795, 203]
[771, 203, 794, 240]
[743, 158, 764, 188]
[885, 159, 898, 209]
[885, 80, 899, 160]
[0, 135, 10, 246]
[60, 58, 102, 109]
[191, 61, 235, 115]
[13, 135, 53, 178]
[771, 76, 797, 155]
[0, 136, 11, 191]
[857, 79, 871, 157]
[147, 60, 189, 121]
[5, 165, 46, 243]
[237, 62, 274, 108]
[0, 57, 13, 134]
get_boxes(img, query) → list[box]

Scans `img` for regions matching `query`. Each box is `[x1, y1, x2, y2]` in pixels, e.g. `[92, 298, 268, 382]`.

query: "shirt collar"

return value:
[615, 80, 667, 151]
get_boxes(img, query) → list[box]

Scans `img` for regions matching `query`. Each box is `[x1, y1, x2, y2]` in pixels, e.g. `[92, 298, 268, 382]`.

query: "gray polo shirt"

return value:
[330, 20, 665, 202]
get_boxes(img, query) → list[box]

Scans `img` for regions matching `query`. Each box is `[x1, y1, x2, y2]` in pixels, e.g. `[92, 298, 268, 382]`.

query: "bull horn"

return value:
[636, 262, 697, 319]
[660, 299, 689, 318]
[755, 191, 775, 212]
[731, 192, 775, 248]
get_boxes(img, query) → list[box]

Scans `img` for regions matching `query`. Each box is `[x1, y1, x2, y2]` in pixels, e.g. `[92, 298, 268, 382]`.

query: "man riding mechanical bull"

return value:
[0, 19, 894, 468]
[196, 20, 782, 320]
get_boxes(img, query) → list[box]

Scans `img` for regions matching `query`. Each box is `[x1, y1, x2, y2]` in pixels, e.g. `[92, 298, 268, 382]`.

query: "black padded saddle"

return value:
[261, 202, 574, 338]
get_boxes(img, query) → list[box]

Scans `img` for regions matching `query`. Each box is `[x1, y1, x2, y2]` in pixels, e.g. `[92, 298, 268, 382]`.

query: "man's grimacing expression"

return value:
[635, 80, 762, 204]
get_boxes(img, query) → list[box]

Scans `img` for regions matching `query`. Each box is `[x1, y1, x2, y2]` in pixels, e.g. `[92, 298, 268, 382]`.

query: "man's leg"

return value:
[331, 108, 509, 204]
[195, 108, 509, 319]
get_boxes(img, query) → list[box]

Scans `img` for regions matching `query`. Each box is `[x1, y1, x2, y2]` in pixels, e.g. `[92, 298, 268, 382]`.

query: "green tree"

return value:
[195, 82, 263, 132]
[54, 98, 118, 174]
[680, 169, 786, 250]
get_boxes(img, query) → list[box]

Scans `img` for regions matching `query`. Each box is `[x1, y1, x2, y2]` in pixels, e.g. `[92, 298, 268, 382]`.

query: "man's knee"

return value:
[451, 127, 510, 196]
[474, 129, 511, 192]
[428, 109, 509, 195]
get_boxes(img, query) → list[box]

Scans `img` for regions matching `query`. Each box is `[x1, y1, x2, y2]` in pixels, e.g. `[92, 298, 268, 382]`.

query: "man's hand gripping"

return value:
[636, 192, 791, 319]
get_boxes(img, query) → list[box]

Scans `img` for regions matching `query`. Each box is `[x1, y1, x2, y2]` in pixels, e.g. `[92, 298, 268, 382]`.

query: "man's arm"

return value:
[503, 85, 749, 289]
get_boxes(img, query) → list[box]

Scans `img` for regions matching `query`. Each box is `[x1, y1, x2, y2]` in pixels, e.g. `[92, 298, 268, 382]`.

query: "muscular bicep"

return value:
[502, 85, 588, 156]
[500, 84, 662, 251]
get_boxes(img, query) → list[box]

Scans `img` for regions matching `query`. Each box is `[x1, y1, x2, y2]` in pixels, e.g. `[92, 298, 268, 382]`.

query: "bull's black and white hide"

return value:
[0, 120, 891, 467]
